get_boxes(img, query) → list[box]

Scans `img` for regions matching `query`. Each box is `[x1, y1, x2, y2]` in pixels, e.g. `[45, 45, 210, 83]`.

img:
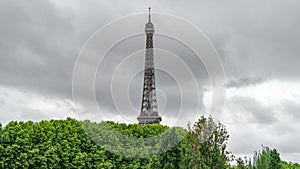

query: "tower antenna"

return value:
[148, 7, 151, 22]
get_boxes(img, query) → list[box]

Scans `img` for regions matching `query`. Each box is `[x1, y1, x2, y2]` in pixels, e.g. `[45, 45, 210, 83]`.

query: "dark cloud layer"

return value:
[0, 0, 76, 98]
[1, 0, 300, 98]
[226, 77, 266, 88]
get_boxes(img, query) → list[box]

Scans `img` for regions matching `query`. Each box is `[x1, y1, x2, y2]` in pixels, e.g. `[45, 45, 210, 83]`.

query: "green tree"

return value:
[253, 146, 283, 169]
[236, 146, 285, 169]
[236, 157, 246, 169]
[189, 115, 230, 169]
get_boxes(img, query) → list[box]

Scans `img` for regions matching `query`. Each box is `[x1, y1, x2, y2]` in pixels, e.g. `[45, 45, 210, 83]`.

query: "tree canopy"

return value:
[0, 116, 231, 168]
[235, 146, 300, 169]
[0, 117, 298, 168]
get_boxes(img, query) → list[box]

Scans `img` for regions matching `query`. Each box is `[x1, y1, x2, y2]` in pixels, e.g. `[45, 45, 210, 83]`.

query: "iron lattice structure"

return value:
[137, 8, 162, 125]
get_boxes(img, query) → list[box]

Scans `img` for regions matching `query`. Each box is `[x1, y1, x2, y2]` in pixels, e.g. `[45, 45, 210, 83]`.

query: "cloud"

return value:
[0, 0, 123, 100]
[280, 99, 300, 120]
[0, 98, 5, 106]
[230, 96, 277, 124]
[226, 77, 266, 88]
[169, 0, 300, 81]
[0, 86, 75, 126]
[221, 81, 300, 163]
[0, 0, 76, 99]
[19, 108, 49, 122]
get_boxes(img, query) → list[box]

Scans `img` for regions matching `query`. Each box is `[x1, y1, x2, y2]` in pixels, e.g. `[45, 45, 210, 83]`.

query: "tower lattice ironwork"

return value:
[137, 7, 162, 125]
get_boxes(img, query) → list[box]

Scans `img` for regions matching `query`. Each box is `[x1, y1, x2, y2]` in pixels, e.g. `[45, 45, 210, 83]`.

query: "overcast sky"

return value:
[1, 0, 300, 163]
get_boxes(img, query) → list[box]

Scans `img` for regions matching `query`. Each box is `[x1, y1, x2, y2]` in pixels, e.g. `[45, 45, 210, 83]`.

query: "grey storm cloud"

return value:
[226, 77, 266, 88]
[169, 0, 300, 81]
[0, 0, 120, 99]
[1, 0, 300, 101]
[0, 0, 75, 99]
[230, 96, 277, 124]
[280, 100, 300, 120]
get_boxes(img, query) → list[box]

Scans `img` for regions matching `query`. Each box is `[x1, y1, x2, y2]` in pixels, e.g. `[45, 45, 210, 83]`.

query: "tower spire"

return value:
[148, 7, 151, 22]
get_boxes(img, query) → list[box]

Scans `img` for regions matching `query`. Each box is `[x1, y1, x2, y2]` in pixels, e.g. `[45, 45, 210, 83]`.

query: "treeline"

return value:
[235, 146, 300, 169]
[0, 117, 298, 168]
[0, 116, 230, 168]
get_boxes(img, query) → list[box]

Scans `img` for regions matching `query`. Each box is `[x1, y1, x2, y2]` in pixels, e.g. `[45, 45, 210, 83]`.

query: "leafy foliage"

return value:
[234, 146, 299, 169]
[187, 116, 231, 169]
[281, 161, 300, 169]
[0, 117, 298, 168]
[0, 116, 264, 169]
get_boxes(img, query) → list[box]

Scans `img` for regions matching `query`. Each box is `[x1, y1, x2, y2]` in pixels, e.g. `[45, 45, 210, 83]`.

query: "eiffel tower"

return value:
[137, 7, 162, 126]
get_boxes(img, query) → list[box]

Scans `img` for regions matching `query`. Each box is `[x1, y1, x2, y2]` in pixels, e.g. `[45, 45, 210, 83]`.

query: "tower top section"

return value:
[145, 7, 154, 34]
